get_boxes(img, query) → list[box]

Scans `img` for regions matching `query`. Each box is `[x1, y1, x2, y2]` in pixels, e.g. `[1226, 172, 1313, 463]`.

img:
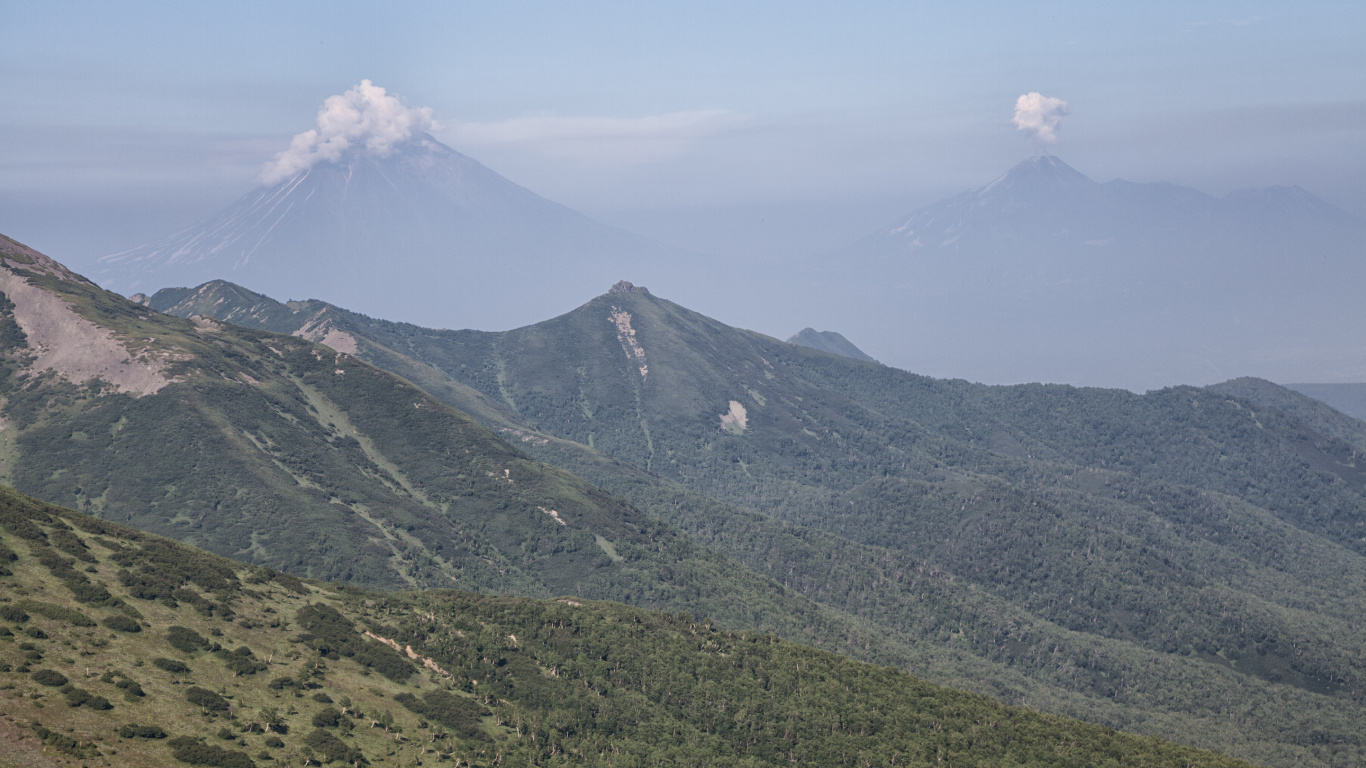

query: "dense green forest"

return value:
[147, 278, 1366, 767]
[0, 485, 1258, 767]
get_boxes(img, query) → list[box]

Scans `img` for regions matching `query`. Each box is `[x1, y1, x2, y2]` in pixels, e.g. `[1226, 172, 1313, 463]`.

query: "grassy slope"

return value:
[0, 485, 1258, 768]
[147, 281, 1366, 768]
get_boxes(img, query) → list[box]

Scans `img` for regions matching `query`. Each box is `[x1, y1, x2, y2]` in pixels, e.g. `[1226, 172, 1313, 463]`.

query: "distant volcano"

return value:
[871, 155, 1359, 262]
[99, 133, 682, 330]
[820, 155, 1366, 388]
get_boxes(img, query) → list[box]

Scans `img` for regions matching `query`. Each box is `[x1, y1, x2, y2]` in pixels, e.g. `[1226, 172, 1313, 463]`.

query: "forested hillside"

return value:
[149, 279, 1366, 768]
[0, 485, 1258, 767]
[0, 234, 958, 682]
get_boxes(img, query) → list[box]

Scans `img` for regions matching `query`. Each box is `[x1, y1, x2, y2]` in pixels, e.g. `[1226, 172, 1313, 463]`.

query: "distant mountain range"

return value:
[813, 155, 1366, 388]
[145, 271, 1366, 767]
[95, 147, 1364, 388]
[96, 133, 694, 331]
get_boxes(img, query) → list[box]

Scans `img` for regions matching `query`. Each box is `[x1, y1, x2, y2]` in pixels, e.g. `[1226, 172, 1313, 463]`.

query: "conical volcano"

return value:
[98, 133, 680, 330]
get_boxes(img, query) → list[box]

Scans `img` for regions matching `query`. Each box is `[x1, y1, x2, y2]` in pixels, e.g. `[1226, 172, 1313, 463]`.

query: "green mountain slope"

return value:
[1208, 377, 1366, 451]
[1286, 383, 1366, 423]
[0, 235, 964, 682]
[147, 279, 1366, 767]
[0, 485, 1259, 767]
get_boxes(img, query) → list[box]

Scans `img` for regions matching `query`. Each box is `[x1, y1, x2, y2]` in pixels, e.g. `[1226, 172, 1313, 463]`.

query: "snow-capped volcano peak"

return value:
[96, 131, 680, 331]
[976, 155, 1096, 200]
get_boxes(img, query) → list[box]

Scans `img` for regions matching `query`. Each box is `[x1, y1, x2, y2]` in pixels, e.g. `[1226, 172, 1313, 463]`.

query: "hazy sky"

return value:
[3, 0, 1363, 265]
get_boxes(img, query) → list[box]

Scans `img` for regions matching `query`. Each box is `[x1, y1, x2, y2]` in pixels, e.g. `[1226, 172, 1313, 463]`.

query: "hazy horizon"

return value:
[3, 2, 1363, 390]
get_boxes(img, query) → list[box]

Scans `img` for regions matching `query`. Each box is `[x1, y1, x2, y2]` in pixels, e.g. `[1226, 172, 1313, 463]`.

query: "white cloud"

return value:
[441, 110, 747, 166]
[1011, 92, 1071, 145]
[259, 80, 436, 185]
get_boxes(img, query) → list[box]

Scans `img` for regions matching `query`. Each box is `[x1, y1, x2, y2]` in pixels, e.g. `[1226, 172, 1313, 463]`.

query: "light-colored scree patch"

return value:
[319, 328, 359, 355]
[0, 264, 171, 396]
[609, 307, 648, 379]
[720, 400, 748, 434]
[291, 310, 359, 354]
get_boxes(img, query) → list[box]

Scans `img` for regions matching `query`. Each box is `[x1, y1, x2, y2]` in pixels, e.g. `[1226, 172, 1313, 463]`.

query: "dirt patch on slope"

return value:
[720, 400, 748, 434]
[609, 307, 648, 379]
[0, 241, 172, 396]
[292, 310, 360, 354]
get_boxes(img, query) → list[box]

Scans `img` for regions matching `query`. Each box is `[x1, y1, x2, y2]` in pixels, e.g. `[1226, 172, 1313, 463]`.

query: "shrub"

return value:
[167, 736, 256, 768]
[271, 571, 308, 594]
[23, 626, 46, 639]
[64, 687, 113, 710]
[267, 676, 297, 690]
[30, 724, 99, 758]
[393, 690, 488, 739]
[116, 679, 146, 699]
[154, 657, 191, 674]
[263, 736, 284, 749]
[294, 603, 413, 682]
[0, 604, 28, 622]
[185, 686, 230, 712]
[50, 528, 97, 563]
[119, 724, 168, 739]
[216, 727, 237, 741]
[311, 707, 342, 728]
[302, 729, 360, 764]
[103, 614, 142, 633]
[217, 645, 267, 676]
[311, 692, 333, 703]
[31, 669, 68, 687]
[167, 625, 210, 653]
[20, 600, 95, 626]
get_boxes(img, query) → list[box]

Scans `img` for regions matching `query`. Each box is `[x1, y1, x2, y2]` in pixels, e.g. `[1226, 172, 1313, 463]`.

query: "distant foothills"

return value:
[2, 232, 1364, 766]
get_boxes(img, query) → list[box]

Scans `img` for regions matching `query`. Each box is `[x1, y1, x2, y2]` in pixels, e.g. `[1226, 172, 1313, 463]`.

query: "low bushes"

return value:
[119, 724, 168, 739]
[103, 614, 142, 633]
[167, 736, 256, 768]
[154, 657, 191, 674]
[31, 669, 67, 687]
[185, 686, 230, 712]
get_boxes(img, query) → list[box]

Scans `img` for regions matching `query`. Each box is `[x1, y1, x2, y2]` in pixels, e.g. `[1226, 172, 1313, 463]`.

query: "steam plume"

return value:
[1010, 92, 1071, 145]
[260, 80, 436, 185]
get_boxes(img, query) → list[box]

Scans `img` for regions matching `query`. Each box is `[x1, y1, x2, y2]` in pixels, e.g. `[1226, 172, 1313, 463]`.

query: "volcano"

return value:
[812, 155, 1366, 388]
[98, 133, 682, 330]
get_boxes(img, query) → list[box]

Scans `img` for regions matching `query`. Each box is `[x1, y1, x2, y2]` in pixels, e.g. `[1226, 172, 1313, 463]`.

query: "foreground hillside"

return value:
[0, 485, 1255, 767]
[149, 279, 1366, 768]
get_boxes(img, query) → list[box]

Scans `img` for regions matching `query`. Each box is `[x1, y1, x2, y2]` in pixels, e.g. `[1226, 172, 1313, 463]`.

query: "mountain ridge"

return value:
[0, 234, 947, 679]
[148, 275, 1366, 768]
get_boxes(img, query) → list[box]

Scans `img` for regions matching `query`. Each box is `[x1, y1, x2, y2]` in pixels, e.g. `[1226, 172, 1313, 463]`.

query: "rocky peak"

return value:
[609, 280, 650, 295]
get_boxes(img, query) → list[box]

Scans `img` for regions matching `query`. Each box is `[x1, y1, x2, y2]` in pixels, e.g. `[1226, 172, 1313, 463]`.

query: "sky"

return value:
[2, 1, 1364, 387]
[4, 1, 1363, 259]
